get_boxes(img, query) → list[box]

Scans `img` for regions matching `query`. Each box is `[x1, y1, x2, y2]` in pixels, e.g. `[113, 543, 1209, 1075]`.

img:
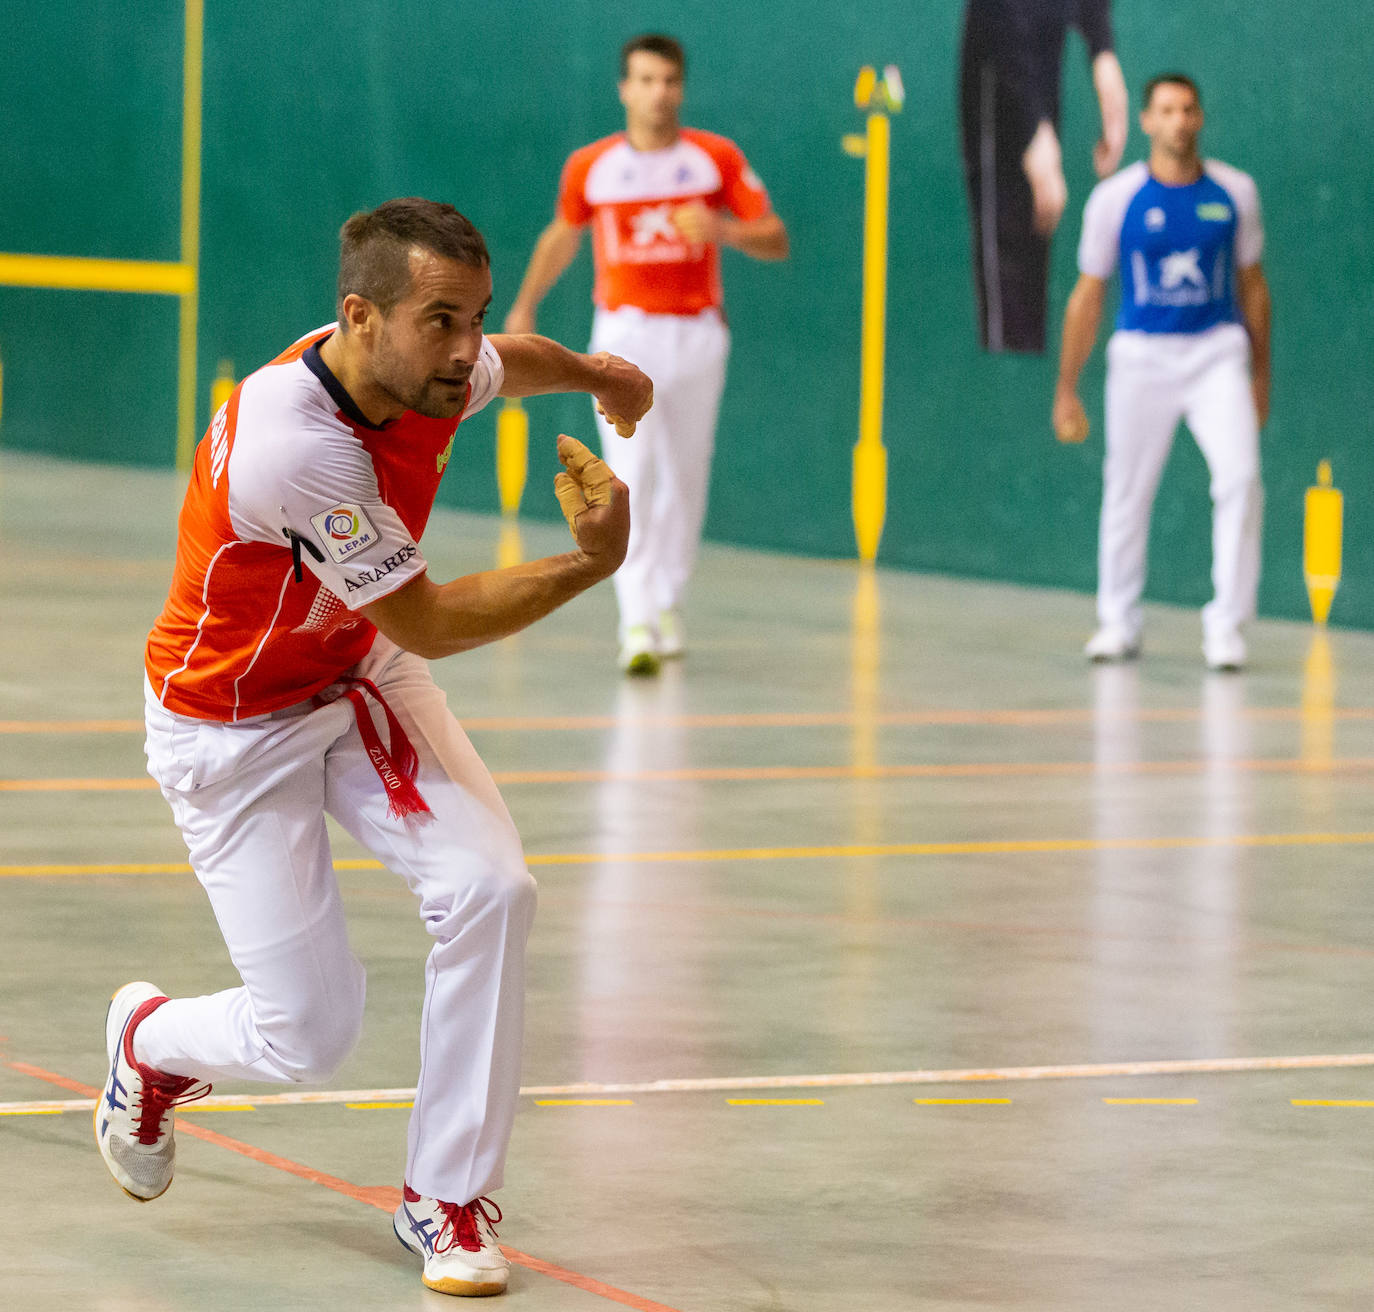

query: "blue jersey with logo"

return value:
[1077, 160, 1263, 335]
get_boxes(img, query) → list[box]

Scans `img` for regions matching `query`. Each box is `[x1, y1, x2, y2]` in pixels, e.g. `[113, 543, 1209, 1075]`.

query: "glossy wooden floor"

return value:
[4, 450, 1374, 1311]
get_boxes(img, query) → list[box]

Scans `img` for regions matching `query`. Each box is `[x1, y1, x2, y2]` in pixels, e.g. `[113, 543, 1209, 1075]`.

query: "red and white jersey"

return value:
[145, 328, 503, 721]
[557, 127, 772, 315]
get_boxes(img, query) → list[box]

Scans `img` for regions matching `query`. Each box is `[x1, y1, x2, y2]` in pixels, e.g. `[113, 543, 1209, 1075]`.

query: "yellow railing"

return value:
[0, 0, 202, 470]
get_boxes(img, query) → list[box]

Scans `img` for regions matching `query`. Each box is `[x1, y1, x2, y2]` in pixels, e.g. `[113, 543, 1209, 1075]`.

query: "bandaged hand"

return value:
[589, 352, 653, 437]
[553, 435, 630, 573]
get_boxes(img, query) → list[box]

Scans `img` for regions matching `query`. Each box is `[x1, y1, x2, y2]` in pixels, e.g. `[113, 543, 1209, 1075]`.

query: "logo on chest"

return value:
[631, 204, 681, 246]
[1159, 248, 1207, 289]
[437, 435, 454, 474]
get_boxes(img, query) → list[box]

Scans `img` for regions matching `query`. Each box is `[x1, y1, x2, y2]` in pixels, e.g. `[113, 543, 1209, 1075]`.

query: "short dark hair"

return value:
[1143, 73, 1201, 109]
[336, 198, 489, 326]
[620, 34, 686, 79]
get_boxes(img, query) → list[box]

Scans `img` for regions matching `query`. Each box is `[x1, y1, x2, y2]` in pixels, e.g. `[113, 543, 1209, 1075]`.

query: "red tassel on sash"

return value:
[321, 676, 431, 820]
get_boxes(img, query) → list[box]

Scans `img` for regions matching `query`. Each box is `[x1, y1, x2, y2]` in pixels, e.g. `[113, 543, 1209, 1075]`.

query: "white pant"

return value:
[1098, 323, 1262, 643]
[589, 306, 730, 633]
[137, 636, 536, 1204]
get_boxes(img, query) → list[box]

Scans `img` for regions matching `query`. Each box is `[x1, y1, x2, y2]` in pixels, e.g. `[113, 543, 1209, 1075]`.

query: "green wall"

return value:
[3, 2, 1371, 627]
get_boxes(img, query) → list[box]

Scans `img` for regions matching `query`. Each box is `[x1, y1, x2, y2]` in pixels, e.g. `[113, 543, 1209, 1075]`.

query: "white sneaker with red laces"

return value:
[394, 1185, 509, 1296]
[94, 981, 211, 1202]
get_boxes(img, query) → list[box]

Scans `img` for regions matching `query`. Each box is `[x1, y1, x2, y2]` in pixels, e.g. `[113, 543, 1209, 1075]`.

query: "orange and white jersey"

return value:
[557, 127, 772, 315]
[145, 328, 503, 721]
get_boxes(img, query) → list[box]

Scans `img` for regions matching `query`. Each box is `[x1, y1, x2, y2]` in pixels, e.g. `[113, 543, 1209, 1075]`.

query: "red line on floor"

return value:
[10, 1058, 683, 1311]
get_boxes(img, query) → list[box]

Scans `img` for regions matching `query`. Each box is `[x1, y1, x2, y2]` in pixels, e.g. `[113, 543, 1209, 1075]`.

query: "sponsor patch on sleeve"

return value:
[309, 503, 379, 564]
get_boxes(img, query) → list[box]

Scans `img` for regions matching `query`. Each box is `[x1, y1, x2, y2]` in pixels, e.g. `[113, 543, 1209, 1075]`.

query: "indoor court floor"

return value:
[4, 448, 1374, 1311]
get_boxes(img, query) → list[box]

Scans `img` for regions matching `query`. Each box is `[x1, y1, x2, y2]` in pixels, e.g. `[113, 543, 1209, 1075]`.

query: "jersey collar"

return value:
[302, 336, 388, 431]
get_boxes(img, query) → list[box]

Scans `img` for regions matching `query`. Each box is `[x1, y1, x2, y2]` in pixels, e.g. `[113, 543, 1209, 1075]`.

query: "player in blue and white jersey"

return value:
[1052, 73, 1271, 670]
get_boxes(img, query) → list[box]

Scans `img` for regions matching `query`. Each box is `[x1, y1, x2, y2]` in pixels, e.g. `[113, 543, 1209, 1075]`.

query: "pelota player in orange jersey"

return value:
[506, 34, 788, 675]
[96, 198, 651, 1297]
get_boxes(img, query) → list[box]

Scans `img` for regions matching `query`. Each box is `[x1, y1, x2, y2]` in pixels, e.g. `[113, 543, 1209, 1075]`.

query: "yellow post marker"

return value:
[210, 359, 235, 416]
[1303, 460, 1343, 624]
[846, 65, 903, 561]
[496, 398, 529, 515]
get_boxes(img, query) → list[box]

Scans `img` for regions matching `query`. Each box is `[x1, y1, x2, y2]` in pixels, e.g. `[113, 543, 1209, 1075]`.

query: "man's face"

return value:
[366, 249, 492, 419]
[618, 51, 684, 133]
[1141, 83, 1203, 157]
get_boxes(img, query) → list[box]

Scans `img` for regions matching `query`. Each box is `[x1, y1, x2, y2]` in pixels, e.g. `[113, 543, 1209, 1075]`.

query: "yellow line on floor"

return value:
[3, 706, 1374, 735]
[727, 1099, 825, 1106]
[1102, 1098, 1198, 1105]
[534, 1100, 636, 1107]
[180, 1104, 256, 1113]
[7, 756, 1374, 792]
[0, 1108, 64, 1116]
[7, 830, 1374, 879]
[1291, 1100, 1374, 1108]
[0, 721, 144, 734]
[345, 1101, 414, 1110]
[914, 1097, 1011, 1105]
[0, 779, 159, 792]
[9, 1051, 1374, 1114]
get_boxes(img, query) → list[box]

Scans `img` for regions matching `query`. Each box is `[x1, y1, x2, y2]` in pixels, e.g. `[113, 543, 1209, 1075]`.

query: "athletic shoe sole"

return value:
[393, 1212, 507, 1297]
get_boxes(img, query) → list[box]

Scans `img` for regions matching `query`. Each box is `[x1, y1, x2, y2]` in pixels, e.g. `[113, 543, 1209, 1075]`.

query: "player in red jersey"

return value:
[96, 198, 651, 1298]
[506, 34, 788, 674]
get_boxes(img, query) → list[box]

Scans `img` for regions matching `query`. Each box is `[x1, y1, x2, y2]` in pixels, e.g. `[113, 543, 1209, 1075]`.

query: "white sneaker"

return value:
[394, 1185, 510, 1296]
[1084, 627, 1141, 662]
[94, 981, 209, 1202]
[1204, 631, 1247, 671]
[618, 624, 661, 677]
[657, 609, 685, 659]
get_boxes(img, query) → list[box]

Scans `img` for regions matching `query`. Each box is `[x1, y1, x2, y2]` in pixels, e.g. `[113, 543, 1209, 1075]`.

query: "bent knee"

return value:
[428, 859, 537, 939]
[256, 973, 365, 1082]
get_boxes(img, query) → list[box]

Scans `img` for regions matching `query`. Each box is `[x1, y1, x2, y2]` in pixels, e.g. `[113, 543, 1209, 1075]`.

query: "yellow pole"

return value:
[176, 0, 204, 472]
[210, 359, 235, 415]
[495, 398, 529, 514]
[853, 109, 890, 562]
[1303, 459, 1343, 624]
[846, 65, 902, 561]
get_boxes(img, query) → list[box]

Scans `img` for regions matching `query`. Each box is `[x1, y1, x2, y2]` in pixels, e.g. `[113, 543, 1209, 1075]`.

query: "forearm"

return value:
[719, 213, 789, 260]
[488, 333, 610, 398]
[1091, 51, 1128, 173]
[364, 556, 605, 660]
[1239, 267, 1271, 382]
[508, 222, 582, 316]
[1055, 279, 1105, 395]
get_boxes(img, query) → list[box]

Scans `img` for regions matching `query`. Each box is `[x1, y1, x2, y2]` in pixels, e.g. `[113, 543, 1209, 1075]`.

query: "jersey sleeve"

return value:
[461, 336, 504, 419]
[1224, 168, 1263, 267]
[1077, 171, 1133, 279]
[1073, 0, 1115, 58]
[715, 139, 772, 221]
[226, 383, 428, 610]
[556, 147, 595, 226]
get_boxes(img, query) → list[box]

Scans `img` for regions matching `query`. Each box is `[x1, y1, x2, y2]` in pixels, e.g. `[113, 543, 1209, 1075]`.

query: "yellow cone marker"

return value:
[1304, 460, 1342, 624]
[845, 64, 903, 561]
[210, 358, 235, 415]
[496, 398, 529, 514]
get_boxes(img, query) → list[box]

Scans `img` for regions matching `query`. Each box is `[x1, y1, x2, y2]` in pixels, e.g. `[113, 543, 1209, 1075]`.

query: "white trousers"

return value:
[589, 306, 730, 634]
[137, 636, 536, 1204]
[1098, 323, 1263, 643]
